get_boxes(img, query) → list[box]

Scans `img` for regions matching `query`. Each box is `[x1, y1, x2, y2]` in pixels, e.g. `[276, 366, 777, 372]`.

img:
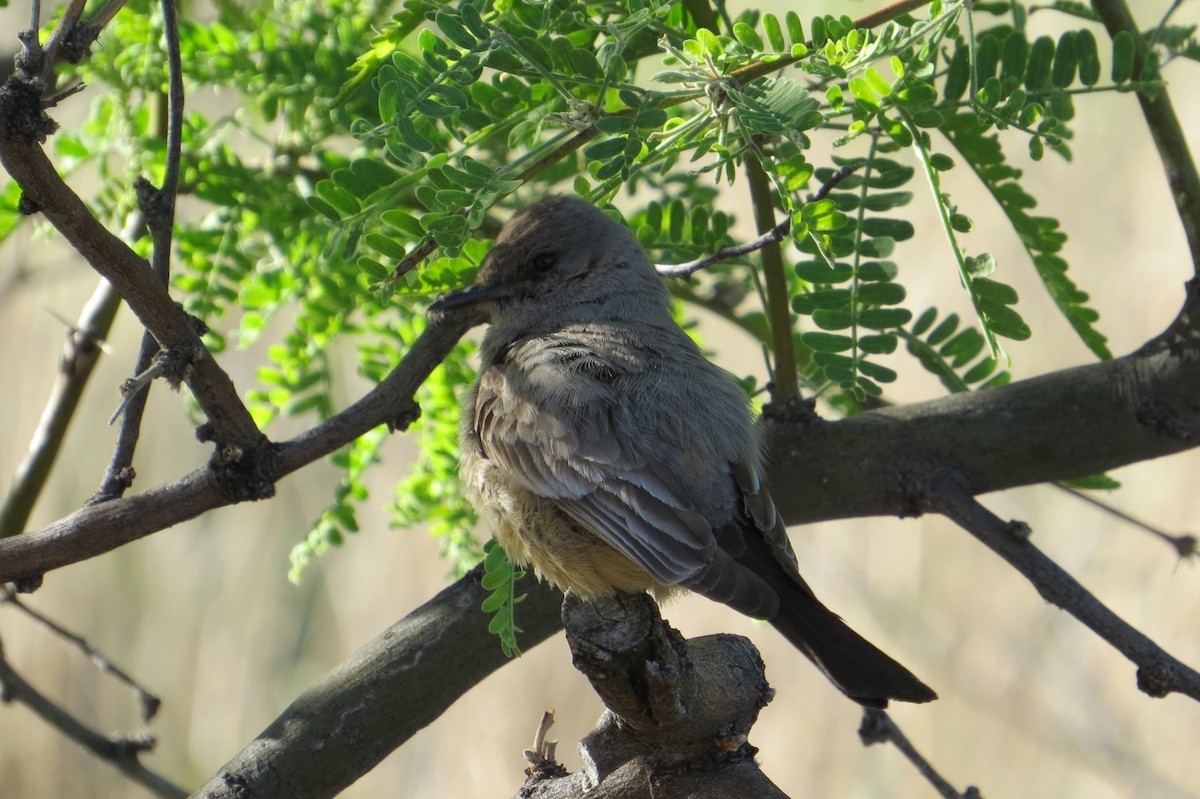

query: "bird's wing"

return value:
[473, 363, 715, 585]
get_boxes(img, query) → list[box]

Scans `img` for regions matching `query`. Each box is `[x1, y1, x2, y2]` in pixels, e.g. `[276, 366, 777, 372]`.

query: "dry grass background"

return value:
[1, 1, 1198, 797]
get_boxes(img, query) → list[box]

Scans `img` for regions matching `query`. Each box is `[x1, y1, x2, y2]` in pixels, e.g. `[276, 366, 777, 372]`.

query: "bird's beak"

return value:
[427, 283, 509, 313]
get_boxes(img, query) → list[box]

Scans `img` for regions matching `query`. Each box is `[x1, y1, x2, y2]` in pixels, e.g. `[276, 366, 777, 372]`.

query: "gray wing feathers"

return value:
[474, 362, 715, 585]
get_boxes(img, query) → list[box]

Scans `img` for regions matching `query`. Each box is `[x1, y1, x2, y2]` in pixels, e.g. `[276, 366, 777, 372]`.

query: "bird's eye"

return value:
[532, 252, 557, 272]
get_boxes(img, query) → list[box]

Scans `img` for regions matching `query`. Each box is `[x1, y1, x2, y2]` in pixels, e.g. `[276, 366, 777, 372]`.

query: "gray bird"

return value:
[429, 195, 935, 707]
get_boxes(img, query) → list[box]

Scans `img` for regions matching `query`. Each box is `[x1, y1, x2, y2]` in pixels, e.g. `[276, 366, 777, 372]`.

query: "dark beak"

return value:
[427, 283, 509, 313]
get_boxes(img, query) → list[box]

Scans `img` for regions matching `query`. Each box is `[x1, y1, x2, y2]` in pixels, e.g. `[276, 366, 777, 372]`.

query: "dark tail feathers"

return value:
[768, 587, 936, 708]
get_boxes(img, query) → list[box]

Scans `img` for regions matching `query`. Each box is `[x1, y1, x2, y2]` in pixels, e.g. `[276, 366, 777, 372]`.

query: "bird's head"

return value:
[428, 196, 668, 325]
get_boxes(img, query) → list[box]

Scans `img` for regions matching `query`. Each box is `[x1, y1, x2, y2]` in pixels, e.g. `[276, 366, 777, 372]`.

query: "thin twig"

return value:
[100, 0, 187, 473]
[0, 280, 121, 537]
[730, 0, 935, 84]
[932, 484, 1200, 702]
[859, 709, 982, 799]
[653, 165, 860, 278]
[1054, 484, 1197, 559]
[37, 0, 88, 81]
[156, 0, 184, 241]
[0, 585, 161, 720]
[0, 639, 185, 798]
[0, 309, 479, 584]
[86, 0, 129, 35]
[654, 220, 791, 278]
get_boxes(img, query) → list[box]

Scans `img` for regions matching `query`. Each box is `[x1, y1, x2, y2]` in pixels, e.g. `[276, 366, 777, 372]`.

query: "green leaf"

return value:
[802, 332, 855, 353]
[785, 12, 804, 47]
[763, 13, 782, 50]
[1061, 474, 1121, 490]
[584, 137, 628, 160]
[1075, 29, 1101, 86]
[1025, 35, 1055, 90]
[364, 233, 409, 260]
[1051, 31, 1078, 88]
[858, 334, 898, 355]
[857, 307, 912, 329]
[927, 314, 959, 346]
[857, 281, 906, 305]
[734, 22, 764, 51]
[1001, 31, 1028, 82]
[1111, 30, 1135, 83]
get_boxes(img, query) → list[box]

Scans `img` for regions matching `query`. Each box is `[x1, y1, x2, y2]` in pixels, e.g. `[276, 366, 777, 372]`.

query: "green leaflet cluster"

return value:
[791, 153, 918, 400]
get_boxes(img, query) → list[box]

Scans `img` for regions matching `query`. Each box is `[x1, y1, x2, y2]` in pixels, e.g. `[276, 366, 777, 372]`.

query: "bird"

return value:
[428, 195, 935, 707]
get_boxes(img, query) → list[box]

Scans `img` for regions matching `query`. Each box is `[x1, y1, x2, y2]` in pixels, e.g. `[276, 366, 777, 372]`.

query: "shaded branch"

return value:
[190, 565, 565, 799]
[0, 637, 185, 799]
[745, 153, 798, 404]
[760, 342, 1200, 524]
[0, 278, 120, 537]
[513, 592, 788, 799]
[931, 486, 1200, 702]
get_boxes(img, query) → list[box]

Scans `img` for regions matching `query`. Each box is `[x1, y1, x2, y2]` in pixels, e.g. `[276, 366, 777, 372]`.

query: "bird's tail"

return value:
[767, 586, 936, 708]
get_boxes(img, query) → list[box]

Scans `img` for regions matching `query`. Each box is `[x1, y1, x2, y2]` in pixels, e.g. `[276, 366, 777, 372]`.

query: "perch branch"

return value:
[189, 566, 565, 799]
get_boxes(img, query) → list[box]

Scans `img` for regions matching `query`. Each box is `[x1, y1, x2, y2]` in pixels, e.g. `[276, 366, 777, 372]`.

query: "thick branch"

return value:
[514, 592, 787, 799]
[761, 343, 1200, 524]
[1, 313, 1197, 583]
[189, 566, 565, 799]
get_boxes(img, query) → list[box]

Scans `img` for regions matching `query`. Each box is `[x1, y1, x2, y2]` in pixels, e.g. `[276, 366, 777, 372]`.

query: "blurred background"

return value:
[1, 1, 1198, 797]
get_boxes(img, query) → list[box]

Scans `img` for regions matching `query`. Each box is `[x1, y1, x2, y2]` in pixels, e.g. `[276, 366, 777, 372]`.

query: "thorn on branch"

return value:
[1056, 484, 1198, 560]
[40, 81, 86, 109]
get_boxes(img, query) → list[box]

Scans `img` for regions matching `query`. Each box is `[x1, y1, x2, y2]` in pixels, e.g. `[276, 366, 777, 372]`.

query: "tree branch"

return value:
[1092, 0, 1200, 275]
[189, 566, 565, 799]
[931, 485, 1200, 701]
[0, 637, 185, 798]
[0, 278, 120, 536]
[745, 152, 798, 404]
[0, 310, 479, 583]
[858, 710, 980, 799]
[1, 584, 161, 720]
[513, 592, 789, 799]
[0, 133, 261, 450]
[760, 341, 1200, 524]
